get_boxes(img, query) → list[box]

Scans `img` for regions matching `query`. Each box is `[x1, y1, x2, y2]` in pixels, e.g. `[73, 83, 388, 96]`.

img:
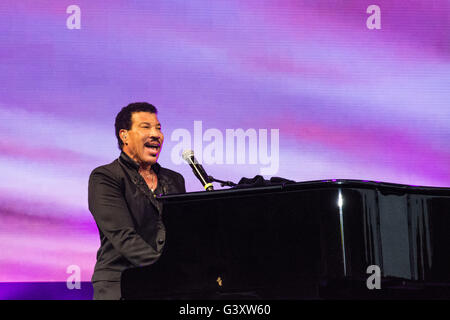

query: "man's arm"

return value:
[178, 173, 186, 193]
[88, 167, 161, 267]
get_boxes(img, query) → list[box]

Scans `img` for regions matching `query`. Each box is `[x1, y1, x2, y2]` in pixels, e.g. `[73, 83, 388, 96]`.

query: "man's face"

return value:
[121, 112, 164, 166]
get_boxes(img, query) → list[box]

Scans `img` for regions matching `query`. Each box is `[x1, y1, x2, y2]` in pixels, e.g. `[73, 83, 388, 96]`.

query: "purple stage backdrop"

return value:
[0, 0, 449, 296]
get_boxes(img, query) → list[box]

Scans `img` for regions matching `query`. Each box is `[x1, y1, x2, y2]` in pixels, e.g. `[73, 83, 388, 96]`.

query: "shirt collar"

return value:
[119, 151, 161, 174]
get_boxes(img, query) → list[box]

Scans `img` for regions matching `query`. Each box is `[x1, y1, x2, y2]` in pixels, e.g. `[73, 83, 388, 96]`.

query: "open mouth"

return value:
[144, 141, 161, 153]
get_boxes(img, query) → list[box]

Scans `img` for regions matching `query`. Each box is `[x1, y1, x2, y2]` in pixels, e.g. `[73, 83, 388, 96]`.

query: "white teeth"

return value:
[145, 143, 159, 148]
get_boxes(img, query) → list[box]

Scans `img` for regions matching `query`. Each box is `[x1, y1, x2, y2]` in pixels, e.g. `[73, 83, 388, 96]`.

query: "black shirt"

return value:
[88, 151, 186, 282]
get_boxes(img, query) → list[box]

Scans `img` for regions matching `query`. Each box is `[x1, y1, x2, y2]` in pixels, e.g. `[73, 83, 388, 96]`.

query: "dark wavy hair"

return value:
[114, 102, 158, 150]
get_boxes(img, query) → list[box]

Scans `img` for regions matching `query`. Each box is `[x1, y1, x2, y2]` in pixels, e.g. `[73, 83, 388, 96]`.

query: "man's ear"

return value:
[119, 129, 128, 145]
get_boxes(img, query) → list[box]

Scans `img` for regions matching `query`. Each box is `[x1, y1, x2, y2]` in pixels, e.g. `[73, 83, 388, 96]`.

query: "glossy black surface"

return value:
[121, 179, 450, 299]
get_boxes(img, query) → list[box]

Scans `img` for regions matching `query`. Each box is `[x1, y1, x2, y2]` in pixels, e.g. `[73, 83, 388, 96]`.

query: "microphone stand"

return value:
[208, 176, 237, 188]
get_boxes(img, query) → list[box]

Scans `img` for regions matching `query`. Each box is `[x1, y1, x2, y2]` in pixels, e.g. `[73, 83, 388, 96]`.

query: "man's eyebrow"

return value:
[139, 122, 161, 126]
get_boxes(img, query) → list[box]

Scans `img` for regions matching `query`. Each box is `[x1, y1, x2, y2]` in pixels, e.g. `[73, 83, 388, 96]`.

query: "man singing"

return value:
[88, 102, 186, 300]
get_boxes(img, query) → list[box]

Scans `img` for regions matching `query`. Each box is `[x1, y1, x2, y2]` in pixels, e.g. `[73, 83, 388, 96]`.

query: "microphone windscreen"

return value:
[182, 149, 195, 161]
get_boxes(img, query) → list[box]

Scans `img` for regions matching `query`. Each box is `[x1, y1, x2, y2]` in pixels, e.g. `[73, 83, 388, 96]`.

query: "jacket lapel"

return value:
[119, 152, 164, 216]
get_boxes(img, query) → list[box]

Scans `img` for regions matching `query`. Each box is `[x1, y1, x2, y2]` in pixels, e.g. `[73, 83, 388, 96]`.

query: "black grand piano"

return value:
[121, 179, 450, 299]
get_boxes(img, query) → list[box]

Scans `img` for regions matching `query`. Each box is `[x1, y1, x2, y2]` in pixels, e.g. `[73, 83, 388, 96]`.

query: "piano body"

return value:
[121, 180, 450, 299]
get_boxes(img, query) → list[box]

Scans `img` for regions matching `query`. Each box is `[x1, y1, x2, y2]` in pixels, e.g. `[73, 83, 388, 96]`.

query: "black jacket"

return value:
[88, 151, 186, 282]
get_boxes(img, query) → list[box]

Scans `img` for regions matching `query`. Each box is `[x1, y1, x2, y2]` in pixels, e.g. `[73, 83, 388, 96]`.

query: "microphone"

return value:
[182, 150, 214, 191]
